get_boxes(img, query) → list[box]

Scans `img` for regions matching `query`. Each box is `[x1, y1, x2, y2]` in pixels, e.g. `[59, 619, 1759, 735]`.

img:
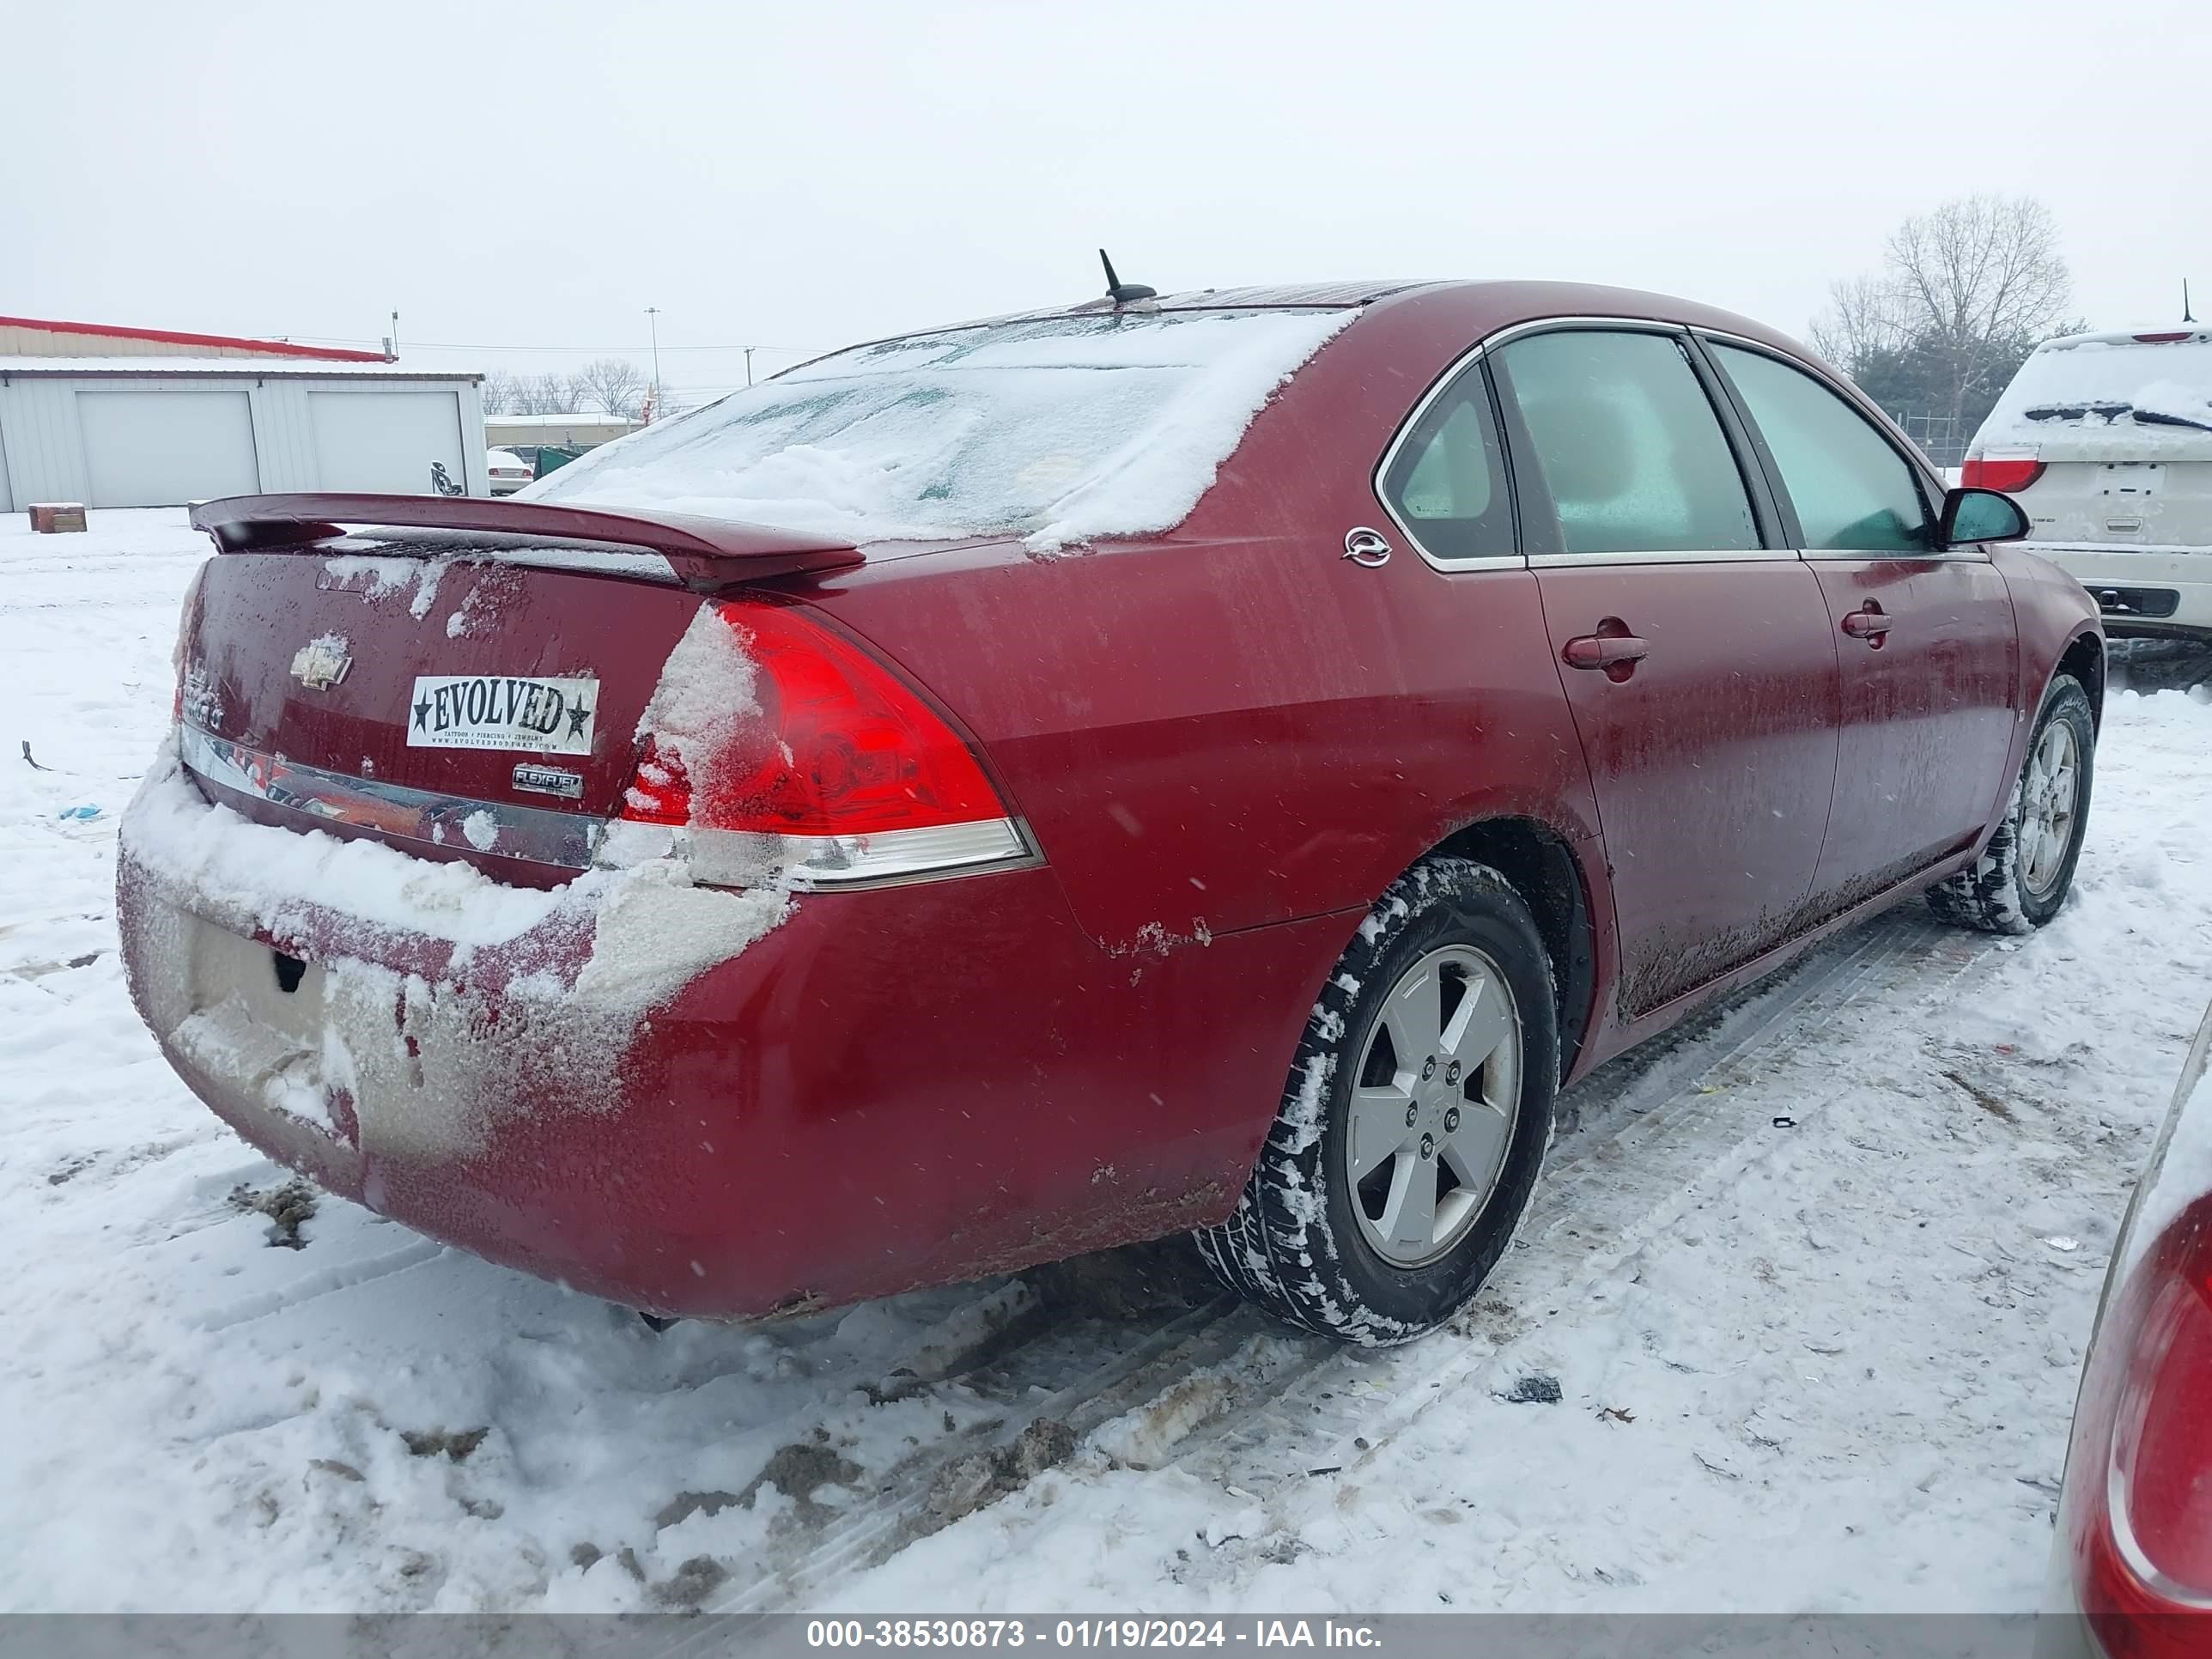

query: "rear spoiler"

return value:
[188, 494, 862, 593]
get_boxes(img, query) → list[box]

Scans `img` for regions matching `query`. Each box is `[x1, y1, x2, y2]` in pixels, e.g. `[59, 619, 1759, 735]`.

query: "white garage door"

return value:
[78, 389, 261, 507]
[0, 423, 12, 513]
[309, 390, 467, 495]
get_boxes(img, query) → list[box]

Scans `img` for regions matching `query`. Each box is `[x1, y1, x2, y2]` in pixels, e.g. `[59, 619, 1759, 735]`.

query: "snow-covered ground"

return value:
[3, 509, 2208, 1615]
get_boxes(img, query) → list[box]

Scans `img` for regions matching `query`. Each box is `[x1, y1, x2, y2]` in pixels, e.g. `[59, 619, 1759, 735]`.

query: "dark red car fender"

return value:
[1990, 544, 2106, 835]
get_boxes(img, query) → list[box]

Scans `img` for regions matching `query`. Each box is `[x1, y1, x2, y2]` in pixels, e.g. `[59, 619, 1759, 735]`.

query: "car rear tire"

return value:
[1194, 859, 1559, 1346]
[1927, 673, 2094, 935]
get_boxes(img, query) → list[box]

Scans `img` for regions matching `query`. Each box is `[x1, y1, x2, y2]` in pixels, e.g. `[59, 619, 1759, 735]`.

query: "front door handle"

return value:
[1561, 634, 1650, 671]
[1840, 605, 1893, 643]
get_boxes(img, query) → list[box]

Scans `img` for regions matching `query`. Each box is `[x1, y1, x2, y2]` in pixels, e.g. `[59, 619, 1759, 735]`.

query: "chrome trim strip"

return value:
[1688, 325, 1962, 532]
[1479, 314, 1688, 350]
[178, 725, 1040, 891]
[1370, 340, 1526, 574]
[1430, 317, 1988, 572]
[778, 819, 1037, 889]
[1527, 548, 1792, 568]
[1372, 318, 1715, 574]
[1797, 547, 1991, 564]
[181, 723, 604, 869]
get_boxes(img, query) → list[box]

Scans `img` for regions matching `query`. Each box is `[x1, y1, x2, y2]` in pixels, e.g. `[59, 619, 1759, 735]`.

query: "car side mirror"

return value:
[1939, 486, 2030, 548]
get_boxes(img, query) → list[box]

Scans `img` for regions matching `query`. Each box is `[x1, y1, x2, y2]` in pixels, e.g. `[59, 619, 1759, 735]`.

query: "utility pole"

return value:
[645, 307, 662, 421]
[744, 346, 756, 388]
[389, 310, 400, 361]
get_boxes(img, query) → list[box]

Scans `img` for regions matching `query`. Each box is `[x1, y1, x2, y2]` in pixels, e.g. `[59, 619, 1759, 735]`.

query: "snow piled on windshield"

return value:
[1977, 334, 2212, 456]
[521, 308, 1356, 551]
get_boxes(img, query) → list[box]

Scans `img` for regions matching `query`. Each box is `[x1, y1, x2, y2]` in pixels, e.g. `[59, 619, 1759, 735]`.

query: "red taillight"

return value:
[2133, 331, 2196, 345]
[171, 559, 210, 726]
[1962, 455, 2047, 492]
[621, 601, 1006, 837]
[2073, 1200, 2212, 1659]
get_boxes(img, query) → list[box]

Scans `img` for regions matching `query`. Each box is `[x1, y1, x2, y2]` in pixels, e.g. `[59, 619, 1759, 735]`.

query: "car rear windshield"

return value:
[524, 307, 1353, 550]
[1979, 336, 2212, 448]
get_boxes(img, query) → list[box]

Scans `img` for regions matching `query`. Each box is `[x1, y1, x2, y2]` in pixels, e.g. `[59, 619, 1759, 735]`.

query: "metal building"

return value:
[484, 411, 641, 451]
[0, 315, 487, 510]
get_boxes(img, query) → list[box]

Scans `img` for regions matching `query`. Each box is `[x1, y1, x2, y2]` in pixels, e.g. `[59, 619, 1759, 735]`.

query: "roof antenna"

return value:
[1100, 249, 1157, 306]
[2185, 278, 2197, 325]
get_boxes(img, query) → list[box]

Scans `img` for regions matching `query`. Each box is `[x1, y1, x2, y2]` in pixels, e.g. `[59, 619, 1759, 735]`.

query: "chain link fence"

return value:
[1885, 410, 1972, 471]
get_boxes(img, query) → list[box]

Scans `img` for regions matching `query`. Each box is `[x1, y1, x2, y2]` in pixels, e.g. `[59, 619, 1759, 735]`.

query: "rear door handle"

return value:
[1840, 606, 1893, 641]
[1561, 634, 1650, 670]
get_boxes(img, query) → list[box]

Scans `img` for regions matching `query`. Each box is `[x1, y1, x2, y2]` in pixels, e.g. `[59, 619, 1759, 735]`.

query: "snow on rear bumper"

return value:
[116, 732, 802, 1302]
[117, 730, 1344, 1316]
[118, 735, 788, 1152]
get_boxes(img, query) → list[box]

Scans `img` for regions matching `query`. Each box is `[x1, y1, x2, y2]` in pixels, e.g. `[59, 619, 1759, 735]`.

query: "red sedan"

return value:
[2038, 1000, 2212, 1657]
[118, 280, 2102, 1343]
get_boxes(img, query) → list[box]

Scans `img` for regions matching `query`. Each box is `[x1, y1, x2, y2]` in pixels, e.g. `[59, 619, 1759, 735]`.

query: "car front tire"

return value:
[1194, 858, 1559, 1346]
[1928, 673, 2095, 934]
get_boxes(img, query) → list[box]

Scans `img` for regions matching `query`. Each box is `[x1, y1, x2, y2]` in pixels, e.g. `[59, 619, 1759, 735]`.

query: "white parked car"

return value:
[485, 447, 534, 495]
[2036, 998, 2212, 1656]
[1966, 328, 2212, 640]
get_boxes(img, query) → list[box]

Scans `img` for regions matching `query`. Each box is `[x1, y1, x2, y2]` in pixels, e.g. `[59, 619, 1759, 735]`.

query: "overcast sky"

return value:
[6, 0, 2207, 400]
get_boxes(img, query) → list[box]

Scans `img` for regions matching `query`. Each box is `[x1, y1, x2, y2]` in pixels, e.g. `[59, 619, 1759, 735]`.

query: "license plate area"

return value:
[190, 923, 329, 1039]
[172, 921, 353, 1139]
[2099, 462, 2164, 500]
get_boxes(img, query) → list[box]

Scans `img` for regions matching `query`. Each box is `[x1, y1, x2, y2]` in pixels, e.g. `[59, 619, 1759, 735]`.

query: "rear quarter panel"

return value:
[798, 294, 1607, 960]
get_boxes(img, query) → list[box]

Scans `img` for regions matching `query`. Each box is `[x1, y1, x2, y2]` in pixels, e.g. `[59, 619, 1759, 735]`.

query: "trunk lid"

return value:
[2015, 457, 2212, 551]
[175, 495, 864, 880]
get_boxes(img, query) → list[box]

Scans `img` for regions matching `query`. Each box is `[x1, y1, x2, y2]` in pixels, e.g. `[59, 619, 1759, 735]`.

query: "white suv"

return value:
[1966, 328, 2212, 639]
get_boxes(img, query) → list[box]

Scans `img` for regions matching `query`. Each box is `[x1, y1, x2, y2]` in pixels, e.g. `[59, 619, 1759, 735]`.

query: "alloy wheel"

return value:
[1343, 945, 1523, 1267]
[2019, 718, 2081, 896]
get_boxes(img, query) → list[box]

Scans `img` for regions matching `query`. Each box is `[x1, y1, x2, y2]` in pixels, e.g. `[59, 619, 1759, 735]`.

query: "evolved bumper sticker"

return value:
[408, 675, 599, 754]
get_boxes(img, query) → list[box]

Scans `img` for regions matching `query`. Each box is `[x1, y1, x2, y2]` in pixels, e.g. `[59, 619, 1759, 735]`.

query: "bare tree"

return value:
[1808, 273, 1913, 371]
[575, 356, 648, 418]
[1813, 195, 2080, 428]
[1889, 196, 2076, 422]
[479, 369, 523, 416]
[511, 372, 583, 416]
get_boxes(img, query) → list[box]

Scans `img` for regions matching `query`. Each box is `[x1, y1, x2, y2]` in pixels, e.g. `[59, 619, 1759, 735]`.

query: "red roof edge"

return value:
[0, 314, 391, 362]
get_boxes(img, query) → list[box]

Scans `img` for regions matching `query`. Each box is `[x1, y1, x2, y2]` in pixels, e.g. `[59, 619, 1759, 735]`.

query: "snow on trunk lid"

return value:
[178, 548, 708, 842]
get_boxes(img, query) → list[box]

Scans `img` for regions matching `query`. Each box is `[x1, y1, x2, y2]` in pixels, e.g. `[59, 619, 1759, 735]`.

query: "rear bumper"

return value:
[116, 746, 1346, 1316]
[2029, 544, 2212, 638]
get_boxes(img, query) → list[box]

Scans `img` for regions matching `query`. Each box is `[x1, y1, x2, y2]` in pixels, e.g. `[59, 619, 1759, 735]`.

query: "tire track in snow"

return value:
[689, 906, 1990, 1614]
[192, 1237, 449, 1331]
[1164, 909, 1991, 1494]
[696, 1300, 1267, 1618]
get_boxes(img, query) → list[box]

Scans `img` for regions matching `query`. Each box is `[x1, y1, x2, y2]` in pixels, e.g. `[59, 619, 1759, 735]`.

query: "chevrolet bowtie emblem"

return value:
[289, 637, 353, 691]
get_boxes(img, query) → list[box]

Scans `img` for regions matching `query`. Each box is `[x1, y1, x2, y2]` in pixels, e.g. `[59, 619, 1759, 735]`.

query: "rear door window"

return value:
[1491, 329, 1760, 556]
[1708, 343, 1934, 553]
[1379, 368, 1515, 561]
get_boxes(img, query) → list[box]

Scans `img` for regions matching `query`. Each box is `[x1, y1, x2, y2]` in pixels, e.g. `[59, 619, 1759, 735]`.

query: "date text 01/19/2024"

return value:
[805, 1621, 1382, 1650]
